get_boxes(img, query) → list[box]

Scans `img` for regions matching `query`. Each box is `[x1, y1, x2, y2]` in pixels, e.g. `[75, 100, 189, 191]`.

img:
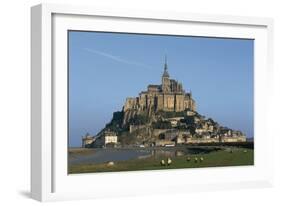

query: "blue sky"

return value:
[68, 31, 254, 147]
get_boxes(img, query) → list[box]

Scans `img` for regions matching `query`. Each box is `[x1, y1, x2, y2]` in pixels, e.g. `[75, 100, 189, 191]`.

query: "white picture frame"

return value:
[31, 3, 274, 202]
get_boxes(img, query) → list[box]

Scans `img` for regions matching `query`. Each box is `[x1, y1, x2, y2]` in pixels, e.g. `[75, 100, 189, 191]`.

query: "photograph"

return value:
[68, 31, 254, 174]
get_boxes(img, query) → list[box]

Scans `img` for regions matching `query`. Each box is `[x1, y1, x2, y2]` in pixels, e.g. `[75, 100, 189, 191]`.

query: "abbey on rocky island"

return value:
[82, 57, 247, 148]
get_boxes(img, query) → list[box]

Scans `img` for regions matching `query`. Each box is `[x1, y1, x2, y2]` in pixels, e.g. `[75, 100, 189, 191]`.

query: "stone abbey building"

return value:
[124, 58, 196, 117]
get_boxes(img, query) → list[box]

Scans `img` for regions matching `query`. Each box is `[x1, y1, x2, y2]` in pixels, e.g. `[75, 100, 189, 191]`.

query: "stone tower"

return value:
[161, 56, 170, 93]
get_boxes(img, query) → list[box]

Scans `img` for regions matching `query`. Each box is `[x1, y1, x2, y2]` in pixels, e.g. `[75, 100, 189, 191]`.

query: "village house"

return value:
[82, 134, 95, 148]
[102, 131, 118, 147]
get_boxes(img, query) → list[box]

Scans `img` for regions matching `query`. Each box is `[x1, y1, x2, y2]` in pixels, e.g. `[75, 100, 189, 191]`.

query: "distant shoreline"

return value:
[69, 141, 254, 150]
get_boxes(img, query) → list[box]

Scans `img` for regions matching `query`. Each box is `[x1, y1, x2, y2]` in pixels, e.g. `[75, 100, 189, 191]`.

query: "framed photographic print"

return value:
[31, 3, 274, 201]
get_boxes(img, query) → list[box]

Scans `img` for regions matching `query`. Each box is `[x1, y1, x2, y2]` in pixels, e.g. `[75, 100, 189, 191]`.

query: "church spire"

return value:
[164, 55, 168, 71]
[162, 55, 169, 77]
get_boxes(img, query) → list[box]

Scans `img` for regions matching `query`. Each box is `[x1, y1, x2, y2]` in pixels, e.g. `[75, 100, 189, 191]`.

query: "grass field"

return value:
[69, 147, 254, 174]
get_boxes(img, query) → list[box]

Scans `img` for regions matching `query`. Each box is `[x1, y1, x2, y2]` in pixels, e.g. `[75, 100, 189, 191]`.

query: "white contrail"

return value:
[84, 48, 153, 70]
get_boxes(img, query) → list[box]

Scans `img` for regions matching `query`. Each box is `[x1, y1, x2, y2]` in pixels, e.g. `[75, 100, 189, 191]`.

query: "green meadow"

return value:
[69, 147, 254, 174]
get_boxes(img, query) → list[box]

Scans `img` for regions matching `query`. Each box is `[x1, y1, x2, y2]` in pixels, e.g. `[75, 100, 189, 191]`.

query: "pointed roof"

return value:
[162, 55, 169, 77]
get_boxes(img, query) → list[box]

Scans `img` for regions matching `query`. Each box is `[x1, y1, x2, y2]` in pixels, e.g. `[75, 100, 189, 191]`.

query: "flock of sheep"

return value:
[160, 149, 248, 166]
[106, 149, 248, 167]
[160, 156, 204, 166]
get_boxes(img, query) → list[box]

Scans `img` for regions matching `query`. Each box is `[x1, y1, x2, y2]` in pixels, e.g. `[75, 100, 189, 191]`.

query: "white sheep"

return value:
[160, 159, 165, 166]
[107, 161, 114, 166]
[167, 158, 172, 166]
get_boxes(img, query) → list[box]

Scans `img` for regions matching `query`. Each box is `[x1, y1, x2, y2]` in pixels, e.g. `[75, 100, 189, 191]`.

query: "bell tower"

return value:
[162, 56, 170, 93]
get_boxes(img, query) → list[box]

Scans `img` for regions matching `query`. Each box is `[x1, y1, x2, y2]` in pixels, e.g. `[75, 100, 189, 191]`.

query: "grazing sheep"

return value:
[107, 161, 114, 166]
[243, 150, 247, 153]
[160, 159, 165, 166]
[194, 157, 198, 163]
[200, 157, 204, 162]
[167, 158, 172, 166]
[187, 157, 191, 162]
